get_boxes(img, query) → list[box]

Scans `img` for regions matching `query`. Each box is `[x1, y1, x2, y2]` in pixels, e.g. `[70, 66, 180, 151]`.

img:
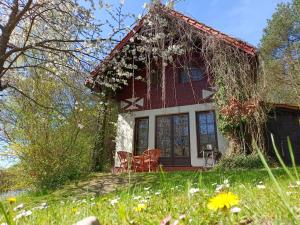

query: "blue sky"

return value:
[102, 0, 291, 46]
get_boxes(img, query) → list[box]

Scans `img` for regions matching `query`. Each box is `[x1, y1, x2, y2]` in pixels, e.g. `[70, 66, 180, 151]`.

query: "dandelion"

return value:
[7, 197, 16, 204]
[134, 203, 146, 212]
[71, 207, 78, 213]
[207, 192, 239, 211]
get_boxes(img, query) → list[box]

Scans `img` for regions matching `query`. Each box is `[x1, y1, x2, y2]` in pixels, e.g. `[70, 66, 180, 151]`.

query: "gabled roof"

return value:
[89, 5, 257, 79]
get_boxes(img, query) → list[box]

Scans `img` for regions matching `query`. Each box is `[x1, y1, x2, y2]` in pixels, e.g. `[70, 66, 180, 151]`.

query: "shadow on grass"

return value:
[47, 168, 291, 201]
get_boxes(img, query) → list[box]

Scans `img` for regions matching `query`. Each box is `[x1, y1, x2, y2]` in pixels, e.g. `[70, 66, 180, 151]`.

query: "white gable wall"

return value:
[115, 103, 228, 167]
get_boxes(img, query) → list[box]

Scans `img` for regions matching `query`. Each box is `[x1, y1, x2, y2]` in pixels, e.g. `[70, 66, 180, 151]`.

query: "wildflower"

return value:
[257, 184, 266, 189]
[171, 220, 179, 225]
[110, 198, 119, 206]
[32, 203, 48, 210]
[189, 188, 200, 195]
[14, 210, 32, 220]
[160, 215, 172, 225]
[256, 181, 265, 189]
[230, 207, 241, 213]
[155, 191, 161, 195]
[134, 203, 146, 212]
[215, 184, 224, 192]
[13, 203, 24, 211]
[132, 195, 141, 200]
[207, 192, 239, 211]
[71, 207, 78, 213]
[179, 214, 186, 220]
[144, 187, 151, 191]
[7, 197, 16, 204]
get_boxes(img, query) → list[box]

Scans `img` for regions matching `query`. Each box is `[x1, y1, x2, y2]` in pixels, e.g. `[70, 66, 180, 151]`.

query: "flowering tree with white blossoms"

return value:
[0, 0, 132, 98]
[0, 0, 131, 185]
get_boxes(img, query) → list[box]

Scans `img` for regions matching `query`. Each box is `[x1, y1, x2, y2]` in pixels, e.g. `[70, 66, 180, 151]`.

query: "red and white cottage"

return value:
[87, 5, 258, 168]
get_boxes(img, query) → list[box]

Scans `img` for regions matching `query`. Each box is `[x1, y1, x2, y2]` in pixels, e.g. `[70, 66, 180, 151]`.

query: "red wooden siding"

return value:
[116, 59, 213, 111]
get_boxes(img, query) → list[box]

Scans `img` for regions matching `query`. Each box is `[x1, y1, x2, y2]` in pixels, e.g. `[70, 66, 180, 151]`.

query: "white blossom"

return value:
[110, 197, 119, 206]
[189, 188, 200, 195]
[13, 203, 24, 211]
[78, 124, 84, 129]
[14, 210, 32, 221]
[230, 207, 241, 213]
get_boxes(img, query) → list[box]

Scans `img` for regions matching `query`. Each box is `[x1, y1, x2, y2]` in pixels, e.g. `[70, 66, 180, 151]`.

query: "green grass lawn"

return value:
[1, 168, 300, 224]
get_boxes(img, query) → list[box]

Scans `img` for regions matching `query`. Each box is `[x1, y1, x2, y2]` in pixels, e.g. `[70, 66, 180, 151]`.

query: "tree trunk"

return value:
[91, 96, 109, 172]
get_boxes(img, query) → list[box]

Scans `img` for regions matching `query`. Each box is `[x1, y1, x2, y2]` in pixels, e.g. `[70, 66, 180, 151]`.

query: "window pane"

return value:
[197, 111, 218, 155]
[200, 124, 208, 135]
[173, 115, 190, 157]
[206, 112, 214, 123]
[156, 116, 172, 157]
[135, 118, 149, 155]
[191, 67, 204, 81]
[207, 124, 215, 134]
[180, 70, 189, 83]
[180, 67, 204, 83]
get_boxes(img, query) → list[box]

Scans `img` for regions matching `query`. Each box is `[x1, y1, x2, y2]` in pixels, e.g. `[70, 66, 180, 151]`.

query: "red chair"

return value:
[142, 149, 161, 172]
[132, 155, 144, 172]
[117, 151, 132, 172]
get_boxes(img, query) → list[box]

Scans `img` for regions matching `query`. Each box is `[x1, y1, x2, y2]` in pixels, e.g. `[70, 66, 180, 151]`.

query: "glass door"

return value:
[156, 114, 190, 166]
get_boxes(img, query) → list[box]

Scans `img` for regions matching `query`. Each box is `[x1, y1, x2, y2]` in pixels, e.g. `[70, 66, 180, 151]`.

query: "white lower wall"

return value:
[115, 103, 228, 167]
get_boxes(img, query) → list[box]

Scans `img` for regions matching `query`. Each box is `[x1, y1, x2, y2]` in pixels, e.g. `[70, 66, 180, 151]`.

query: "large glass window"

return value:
[134, 118, 149, 155]
[196, 111, 218, 156]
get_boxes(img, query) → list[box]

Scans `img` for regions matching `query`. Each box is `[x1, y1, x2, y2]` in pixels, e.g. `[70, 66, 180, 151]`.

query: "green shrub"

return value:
[214, 154, 277, 171]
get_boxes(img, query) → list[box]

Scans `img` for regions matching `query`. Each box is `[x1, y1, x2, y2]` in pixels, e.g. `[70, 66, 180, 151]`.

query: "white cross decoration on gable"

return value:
[120, 97, 144, 111]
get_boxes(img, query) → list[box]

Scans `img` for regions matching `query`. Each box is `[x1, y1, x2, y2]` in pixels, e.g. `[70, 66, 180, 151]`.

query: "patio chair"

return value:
[117, 151, 132, 172]
[131, 155, 145, 172]
[142, 149, 161, 172]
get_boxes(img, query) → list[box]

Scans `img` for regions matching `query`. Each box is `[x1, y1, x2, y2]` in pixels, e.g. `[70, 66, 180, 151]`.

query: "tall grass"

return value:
[256, 134, 299, 222]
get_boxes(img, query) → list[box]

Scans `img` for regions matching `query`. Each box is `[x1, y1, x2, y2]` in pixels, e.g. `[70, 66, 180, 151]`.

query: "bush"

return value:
[214, 154, 277, 171]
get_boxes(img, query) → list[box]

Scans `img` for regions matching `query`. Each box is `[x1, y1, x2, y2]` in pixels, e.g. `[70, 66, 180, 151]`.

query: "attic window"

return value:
[180, 67, 205, 83]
